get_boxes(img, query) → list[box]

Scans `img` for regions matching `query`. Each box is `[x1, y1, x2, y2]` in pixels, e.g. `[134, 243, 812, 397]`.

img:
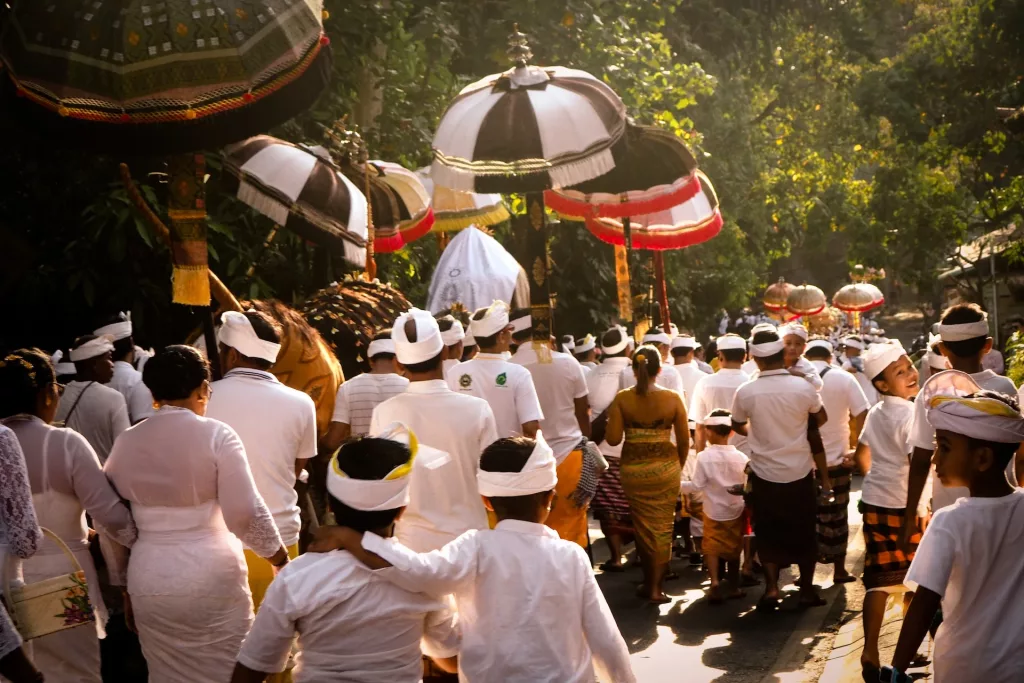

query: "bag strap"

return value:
[3, 527, 86, 613]
[63, 382, 95, 426]
[819, 366, 832, 379]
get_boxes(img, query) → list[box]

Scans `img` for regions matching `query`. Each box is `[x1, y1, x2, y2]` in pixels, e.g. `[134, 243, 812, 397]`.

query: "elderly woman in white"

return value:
[105, 345, 289, 683]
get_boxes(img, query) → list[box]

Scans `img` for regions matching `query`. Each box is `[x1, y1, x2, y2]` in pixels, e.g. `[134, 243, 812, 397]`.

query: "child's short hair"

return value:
[706, 408, 733, 438]
[940, 303, 989, 357]
[328, 437, 411, 532]
[963, 390, 1022, 469]
[480, 437, 550, 518]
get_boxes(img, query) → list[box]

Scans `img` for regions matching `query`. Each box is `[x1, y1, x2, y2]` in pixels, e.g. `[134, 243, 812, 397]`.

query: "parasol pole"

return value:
[245, 225, 281, 279]
[653, 250, 671, 333]
[852, 310, 860, 332]
[362, 150, 377, 281]
[524, 192, 553, 341]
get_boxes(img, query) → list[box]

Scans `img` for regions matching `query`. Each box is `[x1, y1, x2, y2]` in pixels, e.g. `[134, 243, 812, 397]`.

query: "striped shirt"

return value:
[332, 373, 410, 437]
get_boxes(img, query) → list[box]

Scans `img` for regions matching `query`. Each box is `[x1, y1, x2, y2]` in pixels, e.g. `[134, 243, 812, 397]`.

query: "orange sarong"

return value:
[544, 449, 589, 548]
[701, 514, 744, 560]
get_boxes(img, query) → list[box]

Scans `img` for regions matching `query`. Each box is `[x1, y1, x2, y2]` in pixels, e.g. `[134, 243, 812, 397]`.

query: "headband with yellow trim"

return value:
[927, 394, 1024, 444]
[327, 423, 418, 511]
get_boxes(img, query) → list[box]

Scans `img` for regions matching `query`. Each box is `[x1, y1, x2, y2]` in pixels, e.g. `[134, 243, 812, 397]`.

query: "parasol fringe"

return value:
[376, 210, 436, 253]
[584, 211, 723, 251]
[544, 173, 702, 220]
[238, 181, 291, 226]
[548, 148, 616, 189]
[172, 266, 212, 307]
[432, 204, 511, 232]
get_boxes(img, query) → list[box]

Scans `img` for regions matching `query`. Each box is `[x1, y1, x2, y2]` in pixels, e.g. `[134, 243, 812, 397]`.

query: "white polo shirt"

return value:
[809, 360, 871, 466]
[511, 346, 589, 463]
[730, 369, 822, 483]
[107, 360, 156, 423]
[674, 362, 707, 415]
[55, 380, 130, 464]
[331, 372, 410, 437]
[446, 352, 544, 438]
[679, 444, 749, 521]
[207, 368, 318, 547]
[585, 357, 631, 458]
[688, 368, 750, 454]
[860, 395, 928, 515]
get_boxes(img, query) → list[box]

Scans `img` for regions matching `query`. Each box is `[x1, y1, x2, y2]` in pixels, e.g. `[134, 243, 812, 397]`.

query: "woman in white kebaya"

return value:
[105, 345, 289, 683]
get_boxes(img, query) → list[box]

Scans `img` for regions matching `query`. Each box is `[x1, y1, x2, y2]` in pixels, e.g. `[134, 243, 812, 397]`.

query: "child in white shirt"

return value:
[680, 409, 748, 603]
[309, 434, 635, 683]
[884, 385, 1024, 683]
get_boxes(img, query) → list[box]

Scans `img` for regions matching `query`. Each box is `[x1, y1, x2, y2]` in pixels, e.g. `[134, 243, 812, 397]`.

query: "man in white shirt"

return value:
[436, 314, 465, 377]
[55, 335, 130, 464]
[232, 428, 459, 683]
[321, 331, 409, 451]
[94, 311, 155, 423]
[573, 334, 599, 372]
[448, 301, 543, 439]
[371, 308, 498, 552]
[690, 334, 750, 454]
[671, 335, 707, 423]
[693, 342, 714, 374]
[903, 303, 1022, 546]
[510, 316, 593, 547]
[587, 326, 635, 569]
[841, 335, 880, 405]
[805, 339, 870, 582]
[731, 328, 831, 609]
[207, 310, 318, 613]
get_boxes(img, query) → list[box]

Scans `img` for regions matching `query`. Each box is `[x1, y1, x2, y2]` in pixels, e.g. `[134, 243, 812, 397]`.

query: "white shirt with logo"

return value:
[447, 352, 543, 438]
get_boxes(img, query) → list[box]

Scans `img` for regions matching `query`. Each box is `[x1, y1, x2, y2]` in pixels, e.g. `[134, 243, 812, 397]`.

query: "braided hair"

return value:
[0, 348, 55, 419]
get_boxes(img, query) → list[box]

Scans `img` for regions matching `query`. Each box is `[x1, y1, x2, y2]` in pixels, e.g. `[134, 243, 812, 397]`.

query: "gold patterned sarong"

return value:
[544, 449, 589, 548]
[701, 514, 744, 560]
[619, 429, 680, 565]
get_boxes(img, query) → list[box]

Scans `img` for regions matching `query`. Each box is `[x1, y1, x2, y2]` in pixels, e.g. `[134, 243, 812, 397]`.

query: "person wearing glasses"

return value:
[0, 349, 138, 683]
[104, 345, 289, 683]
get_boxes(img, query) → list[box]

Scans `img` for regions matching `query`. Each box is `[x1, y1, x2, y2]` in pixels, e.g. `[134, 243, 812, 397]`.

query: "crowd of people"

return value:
[0, 300, 1022, 683]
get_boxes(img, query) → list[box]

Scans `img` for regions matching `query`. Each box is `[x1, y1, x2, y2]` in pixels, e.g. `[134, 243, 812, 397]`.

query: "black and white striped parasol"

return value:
[222, 135, 368, 268]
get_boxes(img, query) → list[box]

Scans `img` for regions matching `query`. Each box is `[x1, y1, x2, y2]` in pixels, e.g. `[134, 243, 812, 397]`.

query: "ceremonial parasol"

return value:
[416, 168, 510, 233]
[221, 135, 369, 268]
[786, 284, 828, 318]
[763, 278, 795, 316]
[832, 282, 884, 330]
[429, 24, 627, 339]
[364, 160, 434, 252]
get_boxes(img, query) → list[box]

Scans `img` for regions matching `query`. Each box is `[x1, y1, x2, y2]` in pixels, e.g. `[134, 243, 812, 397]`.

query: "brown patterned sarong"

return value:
[817, 464, 853, 562]
[590, 457, 633, 534]
[861, 502, 921, 589]
[702, 514, 743, 560]
[619, 429, 681, 565]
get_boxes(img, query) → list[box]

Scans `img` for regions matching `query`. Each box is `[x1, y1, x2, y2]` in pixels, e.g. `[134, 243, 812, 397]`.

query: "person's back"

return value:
[332, 371, 410, 437]
[810, 359, 870, 465]
[56, 380, 128, 463]
[512, 345, 588, 457]
[448, 353, 542, 438]
[615, 386, 683, 431]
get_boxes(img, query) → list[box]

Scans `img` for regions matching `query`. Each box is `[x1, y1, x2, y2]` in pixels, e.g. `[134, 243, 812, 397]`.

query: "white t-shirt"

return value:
[237, 550, 459, 682]
[586, 357, 632, 459]
[688, 368, 750, 454]
[730, 369, 823, 483]
[905, 490, 1024, 683]
[331, 372, 410, 437]
[446, 352, 544, 438]
[511, 347, 589, 462]
[911, 369, 1019, 511]
[674, 361, 707, 419]
[207, 369, 318, 547]
[55, 380, 130, 464]
[107, 360, 156, 423]
[679, 444, 749, 521]
[740, 359, 758, 376]
[809, 360, 871, 466]
[859, 396, 929, 514]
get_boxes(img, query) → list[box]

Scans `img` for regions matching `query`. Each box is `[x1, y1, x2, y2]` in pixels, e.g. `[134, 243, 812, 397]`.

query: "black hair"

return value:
[0, 349, 56, 419]
[143, 345, 211, 401]
[479, 437, 551, 519]
[751, 330, 785, 365]
[940, 303, 989, 358]
[804, 338, 833, 360]
[706, 408, 733, 438]
[327, 437, 411, 532]
[225, 311, 282, 371]
[510, 308, 532, 344]
[560, 335, 575, 354]
[720, 348, 746, 363]
[633, 345, 662, 396]
[368, 330, 396, 361]
[671, 345, 695, 359]
[601, 327, 629, 358]
[961, 391, 1022, 469]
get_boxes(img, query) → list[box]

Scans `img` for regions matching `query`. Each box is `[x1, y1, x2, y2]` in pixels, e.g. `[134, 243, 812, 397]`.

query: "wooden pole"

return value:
[523, 192, 552, 341]
[653, 250, 671, 333]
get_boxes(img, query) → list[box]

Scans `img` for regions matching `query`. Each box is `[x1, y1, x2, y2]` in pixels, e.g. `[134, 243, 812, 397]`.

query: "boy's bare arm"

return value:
[889, 588, 941, 673]
[308, 526, 392, 569]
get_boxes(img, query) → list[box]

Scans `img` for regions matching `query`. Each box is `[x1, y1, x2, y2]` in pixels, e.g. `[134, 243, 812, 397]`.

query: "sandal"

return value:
[798, 592, 828, 609]
[755, 596, 780, 612]
[740, 573, 760, 587]
[833, 574, 857, 584]
[599, 560, 626, 573]
[860, 662, 880, 683]
[708, 585, 724, 605]
[647, 593, 673, 605]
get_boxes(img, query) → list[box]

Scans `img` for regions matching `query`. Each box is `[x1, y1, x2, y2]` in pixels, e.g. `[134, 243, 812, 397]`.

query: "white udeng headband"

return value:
[327, 423, 417, 511]
[601, 326, 630, 355]
[440, 320, 465, 346]
[575, 335, 596, 354]
[928, 395, 1024, 443]
[69, 335, 115, 362]
[671, 336, 697, 350]
[367, 339, 396, 358]
[510, 315, 532, 334]
[217, 311, 281, 363]
[393, 308, 445, 364]
[715, 335, 746, 351]
[94, 312, 132, 341]
[938, 318, 989, 342]
[780, 324, 808, 341]
[51, 350, 78, 375]
[470, 301, 511, 339]
[842, 337, 864, 350]
[704, 415, 732, 427]
[862, 340, 906, 380]
[749, 339, 785, 357]
[643, 332, 672, 346]
[478, 432, 558, 497]
[806, 339, 833, 354]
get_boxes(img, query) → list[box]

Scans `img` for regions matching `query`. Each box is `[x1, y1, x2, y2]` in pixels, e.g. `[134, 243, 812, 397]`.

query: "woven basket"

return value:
[4, 528, 96, 641]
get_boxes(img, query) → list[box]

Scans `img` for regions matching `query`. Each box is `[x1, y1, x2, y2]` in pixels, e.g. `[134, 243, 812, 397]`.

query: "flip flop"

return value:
[756, 596, 780, 612]
[833, 575, 857, 584]
[647, 594, 673, 605]
[599, 561, 626, 573]
[861, 662, 880, 683]
[798, 593, 828, 609]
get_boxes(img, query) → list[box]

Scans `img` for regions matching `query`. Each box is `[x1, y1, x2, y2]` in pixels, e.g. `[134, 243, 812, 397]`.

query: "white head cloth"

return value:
[561, 335, 576, 352]
[575, 334, 596, 354]
[51, 350, 77, 375]
[70, 335, 115, 362]
[470, 301, 511, 339]
[805, 339, 833, 354]
[671, 335, 697, 350]
[463, 330, 477, 348]
[643, 331, 672, 346]
[938, 315, 989, 342]
[439, 318, 465, 346]
[327, 423, 417, 511]
[750, 322, 777, 336]
[367, 338, 396, 359]
[510, 314, 532, 334]
[393, 308, 444, 364]
[669, 323, 680, 339]
[217, 311, 281, 363]
[842, 336, 864, 350]
[715, 335, 746, 351]
[94, 311, 132, 341]
[928, 393, 1024, 443]
[749, 339, 785, 357]
[601, 325, 631, 355]
[704, 415, 732, 427]
[780, 323, 809, 341]
[477, 431, 558, 497]
[862, 339, 906, 380]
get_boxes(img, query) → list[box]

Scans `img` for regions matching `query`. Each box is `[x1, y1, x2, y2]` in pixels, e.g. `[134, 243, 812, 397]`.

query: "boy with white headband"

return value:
[56, 334, 130, 463]
[851, 340, 926, 679]
[95, 311, 156, 423]
[371, 308, 498, 552]
[903, 304, 1020, 548]
[884, 380, 1024, 683]
[208, 310, 319, 617]
[232, 426, 460, 683]
[690, 334, 751, 454]
[436, 315, 466, 376]
[309, 434, 635, 683]
[573, 334, 599, 372]
[449, 301, 543, 439]
[321, 330, 409, 451]
[740, 322, 775, 375]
